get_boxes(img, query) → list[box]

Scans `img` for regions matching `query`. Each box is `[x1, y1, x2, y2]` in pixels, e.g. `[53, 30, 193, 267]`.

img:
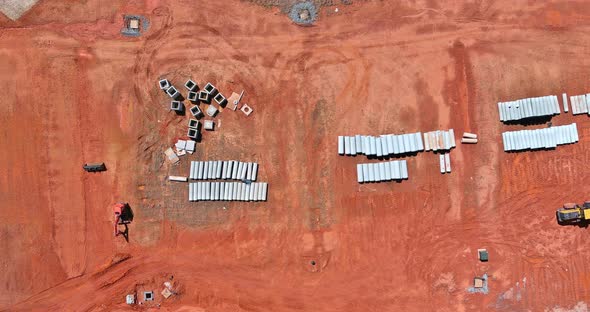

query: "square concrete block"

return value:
[187, 128, 199, 139]
[188, 119, 200, 129]
[129, 18, 140, 29]
[190, 105, 203, 118]
[204, 120, 215, 131]
[175, 139, 186, 150]
[158, 79, 170, 90]
[198, 91, 208, 101]
[214, 93, 227, 106]
[170, 100, 184, 112]
[241, 104, 253, 116]
[187, 91, 199, 102]
[185, 79, 198, 91]
[204, 82, 217, 94]
[203, 84, 218, 100]
[144, 291, 154, 301]
[478, 249, 488, 262]
[206, 105, 218, 117]
[166, 86, 180, 99]
[185, 140, 195, 153]
[474, 278, 484, 288]
[126, 294, 135, 304]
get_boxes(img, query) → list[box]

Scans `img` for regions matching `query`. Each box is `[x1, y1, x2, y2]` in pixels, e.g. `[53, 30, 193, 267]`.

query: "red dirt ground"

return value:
[3, 0, 590, 311]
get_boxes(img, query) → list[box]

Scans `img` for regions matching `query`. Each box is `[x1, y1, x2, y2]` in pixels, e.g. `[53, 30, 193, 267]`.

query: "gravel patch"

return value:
[0, 0, 39, 21]
[288, 1, 318, 26]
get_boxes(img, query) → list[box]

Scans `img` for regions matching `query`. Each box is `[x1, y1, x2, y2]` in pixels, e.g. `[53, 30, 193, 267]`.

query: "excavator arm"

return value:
[114, 214, 122, 236]
[113, 202, 126, 237]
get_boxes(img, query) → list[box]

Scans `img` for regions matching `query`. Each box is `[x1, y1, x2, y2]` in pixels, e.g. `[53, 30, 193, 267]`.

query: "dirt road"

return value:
[2, 0, 590, 311]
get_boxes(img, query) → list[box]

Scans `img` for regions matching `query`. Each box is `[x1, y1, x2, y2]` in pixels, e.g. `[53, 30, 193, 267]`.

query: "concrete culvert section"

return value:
[289, 2, 318, 26]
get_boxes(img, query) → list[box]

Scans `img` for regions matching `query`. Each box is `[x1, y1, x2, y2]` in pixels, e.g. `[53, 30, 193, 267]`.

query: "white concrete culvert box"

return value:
[206, 105, 219, 117]
[159, 79, 170, 90]
[185, 79, 197, 91]
[204, 120, 215, 131]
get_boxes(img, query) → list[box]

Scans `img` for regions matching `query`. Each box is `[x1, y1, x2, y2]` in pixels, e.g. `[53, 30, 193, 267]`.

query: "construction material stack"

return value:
[188, 182, 268, 202]
[187, 160, 267, 202]
[502, 123, 578, 151]
[439, 153, 451, 174]
[338, 132, 424, 157]
[461, 132, 478, 144]
[562, 93, 569, 113]
[189, 160, 258, 181]
[423, 129, 456, 151]
[356, 160, 408, 183]
[569, 94, 590, 115]
[498, 95, 560, 122]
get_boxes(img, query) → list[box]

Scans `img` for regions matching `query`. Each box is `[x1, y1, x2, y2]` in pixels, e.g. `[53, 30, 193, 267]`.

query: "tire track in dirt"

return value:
[443, 39, 479, 221]
[273, 43, 370, 265]
[39, 54, 88, 279]
[491, 140, 590, 308]
[0, 45, 72, 306]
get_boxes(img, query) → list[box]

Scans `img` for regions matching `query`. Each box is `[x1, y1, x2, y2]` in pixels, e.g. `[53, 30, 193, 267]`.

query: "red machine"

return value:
[113, 202, 132, 237]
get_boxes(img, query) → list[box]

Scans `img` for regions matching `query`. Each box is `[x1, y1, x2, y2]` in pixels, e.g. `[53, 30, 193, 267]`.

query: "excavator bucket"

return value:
[83, 162, 106, 172]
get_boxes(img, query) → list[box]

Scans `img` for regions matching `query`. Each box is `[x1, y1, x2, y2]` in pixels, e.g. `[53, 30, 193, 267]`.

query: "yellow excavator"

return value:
[556, 202, 590, 224]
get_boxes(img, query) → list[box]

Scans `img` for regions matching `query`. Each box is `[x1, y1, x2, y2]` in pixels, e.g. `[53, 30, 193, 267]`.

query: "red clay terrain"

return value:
[2, 0, 590, 311]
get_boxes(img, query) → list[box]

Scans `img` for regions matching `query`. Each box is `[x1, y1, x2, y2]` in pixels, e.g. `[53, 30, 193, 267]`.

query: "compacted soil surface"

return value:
[2, 0, 590, 311]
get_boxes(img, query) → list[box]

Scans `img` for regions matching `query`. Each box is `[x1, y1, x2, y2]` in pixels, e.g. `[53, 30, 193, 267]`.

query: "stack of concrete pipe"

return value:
[188, 182, 268, 201]
[189, 160, 258, 181]
[356, 160, 408, 183]
[423, 129, 456, 151]
[338, 132, 424, 157]
[502, 123, 578, 151]
[562, 93, 569, 113]
[461, 132, 478, 144]
[439, 153, 451, 174]
[498, 95, 560, 122]
[569, 94, 590, 115]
